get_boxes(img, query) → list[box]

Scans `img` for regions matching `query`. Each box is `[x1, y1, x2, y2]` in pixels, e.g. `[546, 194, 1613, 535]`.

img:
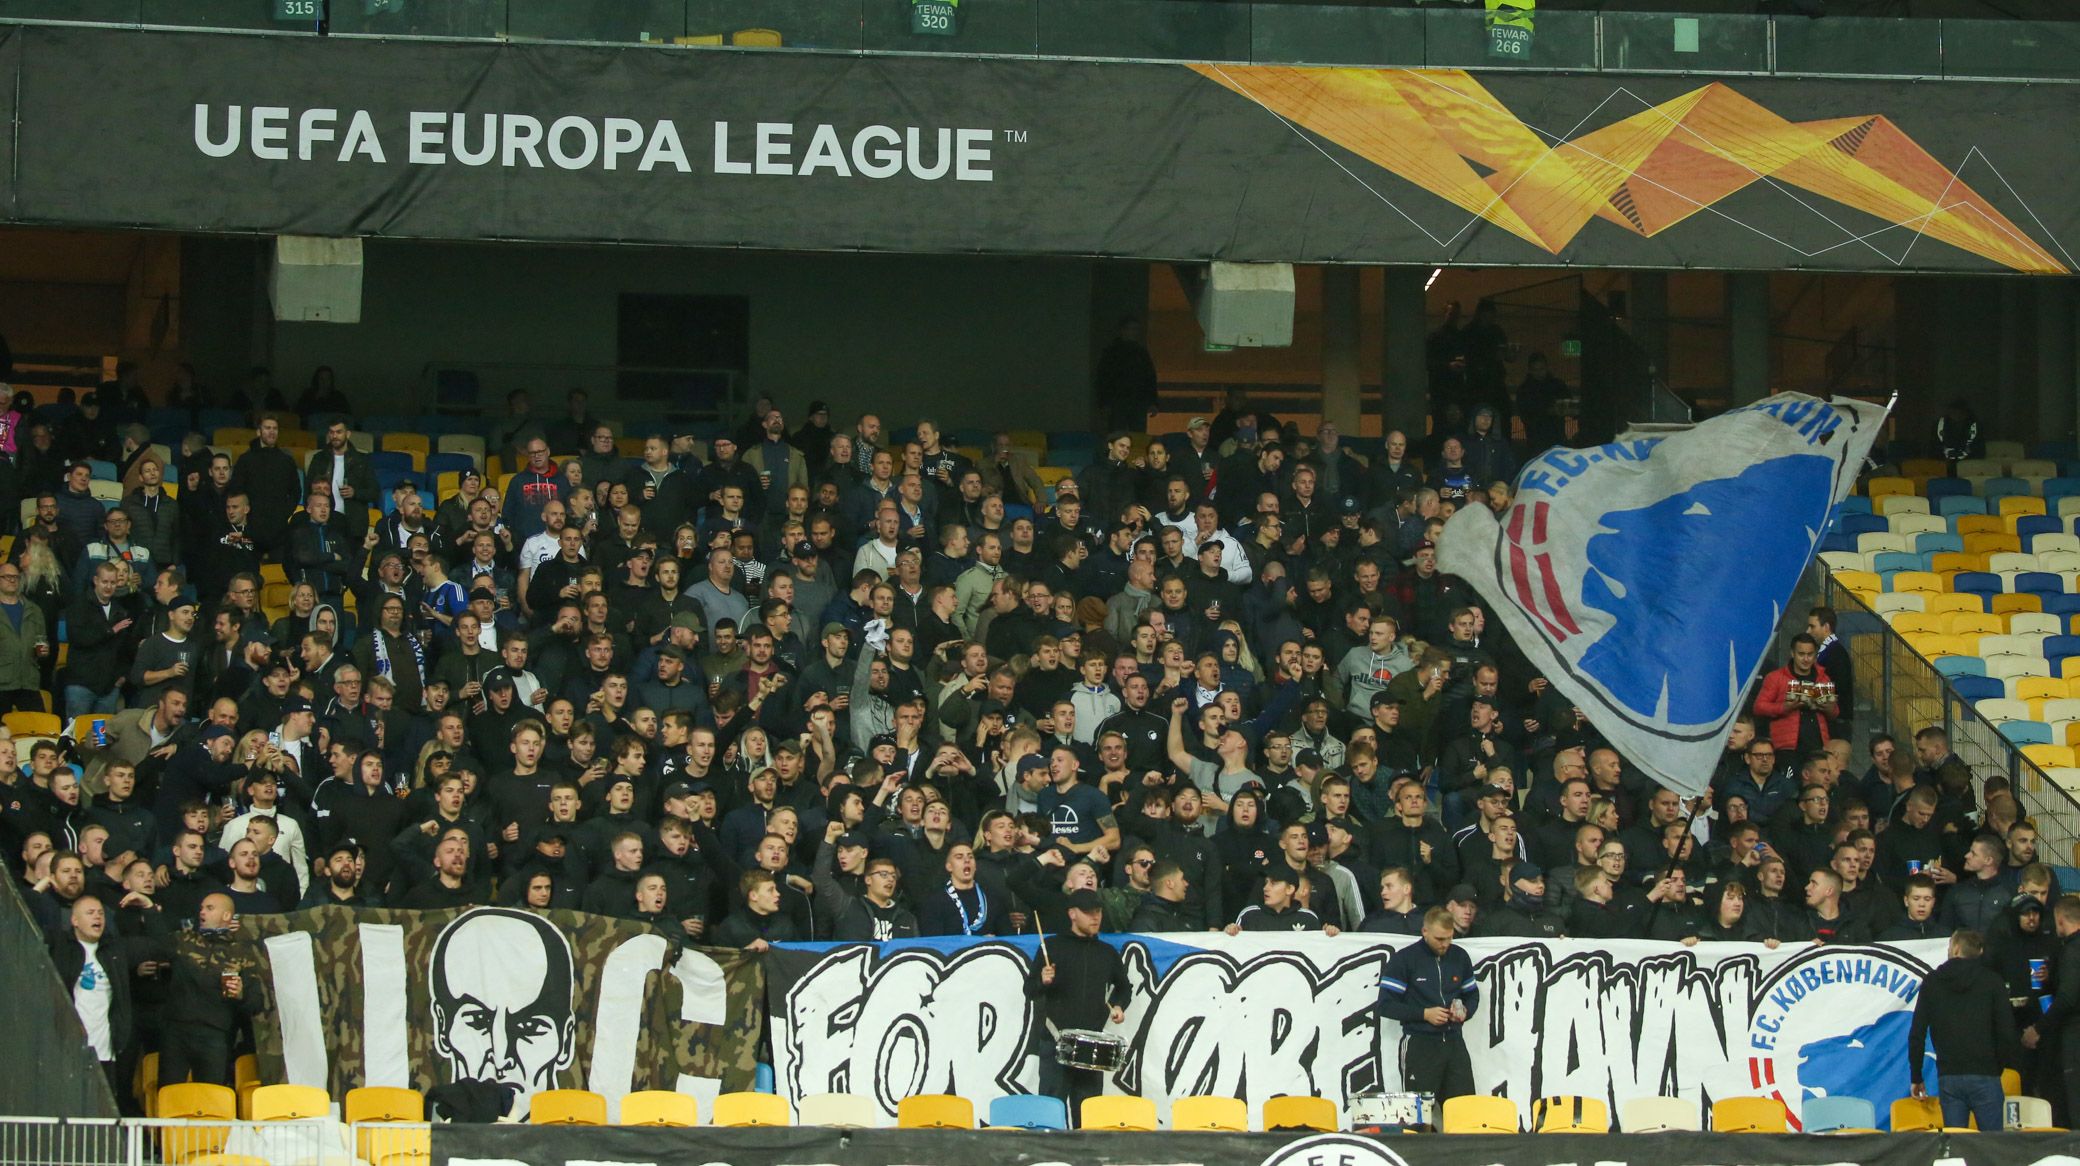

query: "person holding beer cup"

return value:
[159, 892, 263, 1087]
[1755, 633, 1839, 757]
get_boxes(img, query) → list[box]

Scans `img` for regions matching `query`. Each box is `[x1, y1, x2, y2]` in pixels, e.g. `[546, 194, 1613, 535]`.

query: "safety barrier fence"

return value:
[2, 1, 2079, 83]
[0, 1115, 406, 1166]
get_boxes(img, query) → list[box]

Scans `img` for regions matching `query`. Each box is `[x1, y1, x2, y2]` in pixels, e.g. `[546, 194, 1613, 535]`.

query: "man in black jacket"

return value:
[1027, 887, 1130, 1125]
[2040, 896, 2080, 1127]
[1908, 929, 2019, 1132]
[61, 561, 137, 721]
[51, 894, 138, 1110]
[161, 892, 263, 1086]
[1368, 779, 1458, 907]
[1128, 861, 1196, 932]
[230, 418, 302, 557]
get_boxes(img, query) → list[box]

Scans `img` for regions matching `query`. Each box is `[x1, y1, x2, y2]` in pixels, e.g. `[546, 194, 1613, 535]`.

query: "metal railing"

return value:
[0, 868, 120, 1120]
[1794, 563, 2080, 875]
[4, 2, 2080, 83]
[0, 1116, 425, 1166]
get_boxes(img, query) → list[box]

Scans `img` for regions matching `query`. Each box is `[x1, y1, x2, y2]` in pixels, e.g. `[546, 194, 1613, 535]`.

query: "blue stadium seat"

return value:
[1819, 533, 1857, 555]
[363, 415, 412, 436]
[1953, 676, 2005, 703]
[198, 408, 245, 433]
[1933, 656, 1987, 678]
[988, 1095, 1068, 1130]
[1836, 497, 1874, 517]
[2043, 598, 2080, 622]
[2045, 634, 2080, 670]
[950, 428, 990, 448]
[1803, 1096, 1876, 1134]
[1914, 533, 1964, 555]
[1004, 502, 1036, 525]
[1953, 572, 2002, 599]
[2016, 572, 2065, 597]
[1871, 551, 1925, 574]
[87, 458, 118, 481]
[1983, 477, 2029, 499]
[425, 451, 476, 480]
[1837, 514, 1888, 538]
[2019, 515, 2064, 548]
[2001, 721, 2055, 746]
[369, 450, 416, 476]
[2045, 478, 2080, 503]
[1934, 493, 1985, 516]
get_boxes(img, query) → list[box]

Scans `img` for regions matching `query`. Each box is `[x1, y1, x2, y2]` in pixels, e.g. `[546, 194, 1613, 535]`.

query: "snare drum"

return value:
[1348, 1091, 1435, 1132]
[1055, 1029, 1125, 1072]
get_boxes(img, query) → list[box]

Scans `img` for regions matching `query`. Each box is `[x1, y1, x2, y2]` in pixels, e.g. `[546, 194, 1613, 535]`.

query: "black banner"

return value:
[430, 1126, 2056, 1166]
[8, 24, 2079, 273]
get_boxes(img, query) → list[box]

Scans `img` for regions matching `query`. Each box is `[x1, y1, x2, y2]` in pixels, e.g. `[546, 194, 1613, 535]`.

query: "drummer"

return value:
[1029, 887, 1132, 1125]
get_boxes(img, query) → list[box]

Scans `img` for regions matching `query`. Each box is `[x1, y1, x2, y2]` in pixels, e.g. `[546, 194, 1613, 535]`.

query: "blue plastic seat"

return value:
[2045, 634, 2080, 667]
[2001, 721, 2054, 746]
[1819, 533, 1857, 555]
[1836, 496, 1874, 517]
[1803, 1095, 1875, 1134]
[2020, 516, 2064, 549]
[87, 458, 118, 481]
[1926, 478, 1975, 503]
[198, 408, 246, 433]
[1914, 533, 1964, 555]
[1871, 551, 1925, 574]
[987, 1095, 1068, 1131]
[369, 450, 416, 476]
[2017, 572, 2065, 597]
[1935, 494, 1986, 516]
[1953, 676, 2005, 703]
[1983, 477, 2030, 499]
[1953, 571, 2003, 599]
[425, 451, 476, 480]
[1933, 656, 1987, 678]
[2044, 478, 2080, 504]
[1838, 514, 1888, 538]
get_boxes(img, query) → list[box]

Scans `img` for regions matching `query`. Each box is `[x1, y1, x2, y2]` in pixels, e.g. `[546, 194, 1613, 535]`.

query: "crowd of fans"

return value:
[3, 352, 2074, 1116]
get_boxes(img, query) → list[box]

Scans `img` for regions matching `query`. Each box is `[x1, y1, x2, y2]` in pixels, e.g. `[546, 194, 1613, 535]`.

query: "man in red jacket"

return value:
[1754, 633, 1837, 756]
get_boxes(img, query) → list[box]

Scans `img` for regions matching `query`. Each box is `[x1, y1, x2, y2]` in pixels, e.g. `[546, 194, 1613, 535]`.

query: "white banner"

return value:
[769, 933, 1945, 1130]
[1438, 395, 1885, 798]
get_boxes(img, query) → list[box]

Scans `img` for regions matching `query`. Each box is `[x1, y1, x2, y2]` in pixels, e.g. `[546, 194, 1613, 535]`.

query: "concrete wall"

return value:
[245, 239, 1099, 429]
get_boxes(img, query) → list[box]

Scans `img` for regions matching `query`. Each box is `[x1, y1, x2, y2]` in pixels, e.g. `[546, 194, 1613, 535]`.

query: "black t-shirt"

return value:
[1039, 783, 1114, 848]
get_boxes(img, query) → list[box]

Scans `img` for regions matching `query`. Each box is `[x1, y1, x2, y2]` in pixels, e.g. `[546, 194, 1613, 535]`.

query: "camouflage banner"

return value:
[240, 906, 762, 1120]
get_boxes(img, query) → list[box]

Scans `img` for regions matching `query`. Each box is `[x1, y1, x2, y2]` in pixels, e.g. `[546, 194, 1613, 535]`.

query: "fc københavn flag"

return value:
[1439, 394, 1886, 799]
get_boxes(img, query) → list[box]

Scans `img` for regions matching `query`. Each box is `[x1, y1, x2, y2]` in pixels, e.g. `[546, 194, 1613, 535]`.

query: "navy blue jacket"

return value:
[1377, 938, 1479, 1036]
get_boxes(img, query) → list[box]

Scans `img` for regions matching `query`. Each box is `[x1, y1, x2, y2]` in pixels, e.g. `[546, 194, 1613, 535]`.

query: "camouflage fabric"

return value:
[238, 905, 763, 1100]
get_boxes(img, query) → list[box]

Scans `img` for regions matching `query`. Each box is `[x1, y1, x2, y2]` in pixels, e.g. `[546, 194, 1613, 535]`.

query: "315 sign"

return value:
[912, 0, 957, 36]
[274, 0, 321, 20]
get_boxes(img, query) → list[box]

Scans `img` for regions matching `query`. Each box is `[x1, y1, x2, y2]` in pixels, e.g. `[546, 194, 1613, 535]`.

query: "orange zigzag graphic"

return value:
[1191, 65, 2066, 274]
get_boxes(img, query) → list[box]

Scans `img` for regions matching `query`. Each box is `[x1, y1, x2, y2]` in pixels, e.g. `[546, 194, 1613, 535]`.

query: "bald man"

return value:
[161, 892, 261, 1086]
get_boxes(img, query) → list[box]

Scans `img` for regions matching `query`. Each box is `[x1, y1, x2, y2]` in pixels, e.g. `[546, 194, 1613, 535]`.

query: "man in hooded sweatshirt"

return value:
[1908, 928, 2019, 1132]
[1336, 615, 1413, 717]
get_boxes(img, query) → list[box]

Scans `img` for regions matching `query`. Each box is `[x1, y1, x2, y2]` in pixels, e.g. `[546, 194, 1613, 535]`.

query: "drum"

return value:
[1348, 1091, 1435, 1132]
[1055, 1029, 1125, 1072]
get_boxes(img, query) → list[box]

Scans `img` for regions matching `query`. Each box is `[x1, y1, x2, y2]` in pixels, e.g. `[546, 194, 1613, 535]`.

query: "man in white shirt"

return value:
[852, 505, 902, 580]
[218, 771, 309, 895]
[52, 895, 134, 1107]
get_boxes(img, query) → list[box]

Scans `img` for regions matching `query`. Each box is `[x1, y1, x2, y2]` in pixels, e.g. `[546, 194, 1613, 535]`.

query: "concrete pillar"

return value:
[1320, 265, 1362, 436]
[2038, 280, 2076, 444]
[1727, 272, 1770, 405]
[1382, 266, 1430, 438]
[1630, 270, 1670, 386]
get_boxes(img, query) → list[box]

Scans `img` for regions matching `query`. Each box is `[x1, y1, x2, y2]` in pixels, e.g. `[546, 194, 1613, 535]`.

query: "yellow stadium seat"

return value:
[1930, 552, 1987, 574]
[436, 471, 460, 502]
[1171, 1095, 1249, 1132]
[1532, 1095, 1609, 1133]
[213, 427, 256, 448]
[1892, 612, 1944, 636]
[2, 711, 60, 737]
[1892, 1096, 1944, 1131]
[1944, 611, 2003, 636]
[2005, 1069, 2024, 1096]
[1956, 514, 2005, 536]
[381, 433, 431, 471]
[372, 1153, 430, 1166]
[2001, 496, 2048, 518]
[1442, 1095, 1520, 1133]
[1081, 1096, 1158, 1131]
[157, 1082, 237, 1162]
[897, 1094, 975, 1130]
[1835, 570, 1881, 594]
[1712, 1096, 1788, 1132]
[2018, 677, 2069, 703]
[136, 1051, 159, 1116]
[1890, 571, 1944, 594]
[436, 434, 486, 468]
[619, 1090, 698, 1127]
[1866, 476, 1914, 498]
[2024, 744, 2077, 770]
[529, 1089, 607, 1126]
[617, 437, 647, 457]
[346, 1088, 426, 1163]
[1993, 593, 2044, 616]
[1902, 458, 1950, 479]
[732, 27, 783, 45]
[1262, 1095, 1337, 1132]
[1966, 533, 2023, 556]
[712, 1091, 792, 1127]
[675, 33, 725, 44]
[232, 1055, 259, 1119]
[1927, 592, 1983, 615]
[249, 1083, 330, 1121]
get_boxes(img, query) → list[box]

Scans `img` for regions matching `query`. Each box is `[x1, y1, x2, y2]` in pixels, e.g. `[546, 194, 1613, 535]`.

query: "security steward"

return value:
[1028, 888, 1131, 1126]
[1377, 905, 1479, 1100]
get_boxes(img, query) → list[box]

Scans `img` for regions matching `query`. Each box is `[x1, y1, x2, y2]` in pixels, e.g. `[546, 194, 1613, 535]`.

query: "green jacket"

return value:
[0, 600, 48, 692]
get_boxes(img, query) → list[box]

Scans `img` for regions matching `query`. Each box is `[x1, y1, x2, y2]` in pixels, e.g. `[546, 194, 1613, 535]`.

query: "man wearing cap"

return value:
[634, 645, 711, 723]
[127, 594, 203, 710]
[1378, 905, 1479, 1101]
[152, 723, 242, 841]
[817, 821, 917, 942]
[1229, 869, 1328, 933]
[1028, 884, 1130, 1122]
[306, 841, 373, 908]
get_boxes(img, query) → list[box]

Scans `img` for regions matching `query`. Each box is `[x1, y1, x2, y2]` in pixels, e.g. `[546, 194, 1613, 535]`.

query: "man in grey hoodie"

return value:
[1336, 615, 1413, 717]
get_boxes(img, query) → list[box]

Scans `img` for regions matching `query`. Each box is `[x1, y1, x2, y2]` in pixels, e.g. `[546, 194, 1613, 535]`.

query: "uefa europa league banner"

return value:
[3, 23, 2078, 273]
[766, 933, 1949, 1130]
[239, 906, 763, 1120]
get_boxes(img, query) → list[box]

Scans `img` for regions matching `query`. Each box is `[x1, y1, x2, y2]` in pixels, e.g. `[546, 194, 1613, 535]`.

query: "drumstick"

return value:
[1034, 916, 1051, 968]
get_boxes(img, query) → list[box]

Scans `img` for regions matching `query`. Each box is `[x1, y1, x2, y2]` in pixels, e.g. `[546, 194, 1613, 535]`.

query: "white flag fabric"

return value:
[1438, 394, 1886, 798]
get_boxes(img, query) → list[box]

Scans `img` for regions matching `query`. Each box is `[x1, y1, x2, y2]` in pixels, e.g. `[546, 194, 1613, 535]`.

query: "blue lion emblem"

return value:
[1797, 1011, 1935, 1130]
[1574, 456, 1834, 723]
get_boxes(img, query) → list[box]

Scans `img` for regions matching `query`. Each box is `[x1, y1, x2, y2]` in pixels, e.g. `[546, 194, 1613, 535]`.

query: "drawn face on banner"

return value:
[428, 908, 578, 1116]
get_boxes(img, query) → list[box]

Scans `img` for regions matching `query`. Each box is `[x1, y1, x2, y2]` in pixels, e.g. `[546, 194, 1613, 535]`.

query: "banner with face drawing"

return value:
[766, 933, 1949, 1130]
[239, 906, 763, 1120]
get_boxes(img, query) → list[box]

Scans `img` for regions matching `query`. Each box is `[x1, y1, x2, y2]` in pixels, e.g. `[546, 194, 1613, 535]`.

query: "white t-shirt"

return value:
[74, 941, 114, 1061]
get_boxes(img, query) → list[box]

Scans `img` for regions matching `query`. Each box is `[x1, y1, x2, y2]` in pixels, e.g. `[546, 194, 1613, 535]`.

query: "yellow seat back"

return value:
[897, 1093, 975, 1129]
[1532, 1095, 1610, 1133]
[712, 1091, 792, 1127]
[528, 1089, 607, 1126]
[1170, 1095, 1249, 1131]
[249, 1083, 330, 1121]
[619, 1090, 698, 1127]
[1441, 1095, 1519, 1133]
[1261, 1094, 1337, 1132]
[1711, 1096, 1787, 1132]
[1080, 1095, 1157, 1131]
